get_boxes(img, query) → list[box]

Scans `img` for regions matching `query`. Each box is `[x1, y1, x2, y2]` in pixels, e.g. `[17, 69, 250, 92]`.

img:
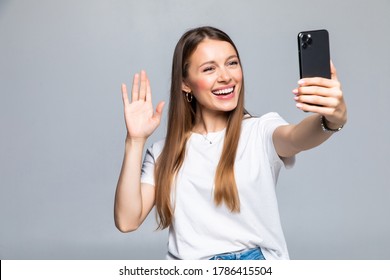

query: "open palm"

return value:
[122, 71, 165, 141]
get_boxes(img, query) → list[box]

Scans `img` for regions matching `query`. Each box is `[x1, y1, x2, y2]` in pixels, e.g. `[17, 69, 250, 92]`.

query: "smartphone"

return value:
[298, 29, 331, 79]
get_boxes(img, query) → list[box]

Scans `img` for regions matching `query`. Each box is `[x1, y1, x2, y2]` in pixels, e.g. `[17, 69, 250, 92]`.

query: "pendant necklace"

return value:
[201, 133, 213, 144]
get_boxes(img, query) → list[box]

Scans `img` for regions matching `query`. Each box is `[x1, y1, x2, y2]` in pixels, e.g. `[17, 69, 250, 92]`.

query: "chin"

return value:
[218, 102, 239, 112]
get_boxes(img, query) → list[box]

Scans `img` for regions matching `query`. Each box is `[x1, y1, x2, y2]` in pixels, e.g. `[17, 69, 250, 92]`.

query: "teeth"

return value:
[213, 87, 234, 95]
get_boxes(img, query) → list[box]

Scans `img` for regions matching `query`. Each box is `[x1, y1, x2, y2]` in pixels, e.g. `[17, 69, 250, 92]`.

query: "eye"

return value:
[202, 66, 215, 73]
[227, 60, 239, 67]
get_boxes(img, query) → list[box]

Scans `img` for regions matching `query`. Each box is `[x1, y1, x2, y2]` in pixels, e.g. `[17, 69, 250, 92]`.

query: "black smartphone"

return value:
[298, 29, 331, 79]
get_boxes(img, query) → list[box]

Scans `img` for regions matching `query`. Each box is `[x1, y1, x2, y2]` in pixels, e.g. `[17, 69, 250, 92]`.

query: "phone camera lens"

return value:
[300, 33, 312, 48]
[306, 36, 312, 45]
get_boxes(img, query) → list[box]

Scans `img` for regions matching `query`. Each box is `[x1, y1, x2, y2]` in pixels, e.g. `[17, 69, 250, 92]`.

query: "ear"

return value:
[181, 81, 191, 93]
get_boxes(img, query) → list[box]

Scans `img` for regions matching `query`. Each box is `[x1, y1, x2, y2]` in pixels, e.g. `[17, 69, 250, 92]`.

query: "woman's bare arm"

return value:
[114, 71, 164, 232]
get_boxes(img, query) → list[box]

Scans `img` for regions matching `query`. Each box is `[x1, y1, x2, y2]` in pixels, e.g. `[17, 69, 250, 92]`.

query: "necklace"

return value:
[201, 133, 213, 144]
[193, 126, 225, 144]
[200, 130, 224, 144]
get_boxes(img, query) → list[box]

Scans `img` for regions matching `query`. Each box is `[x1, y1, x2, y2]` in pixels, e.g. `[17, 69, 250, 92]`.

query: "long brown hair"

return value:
[155, 26, 247, 229]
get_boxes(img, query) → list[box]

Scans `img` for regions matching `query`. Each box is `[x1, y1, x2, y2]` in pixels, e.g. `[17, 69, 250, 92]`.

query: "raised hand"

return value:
[293, 62, 347, 129]
[121, 70, 165, 141]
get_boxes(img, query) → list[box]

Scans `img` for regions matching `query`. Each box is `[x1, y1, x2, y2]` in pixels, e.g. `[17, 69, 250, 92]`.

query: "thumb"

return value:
[153, 101, 165, 121]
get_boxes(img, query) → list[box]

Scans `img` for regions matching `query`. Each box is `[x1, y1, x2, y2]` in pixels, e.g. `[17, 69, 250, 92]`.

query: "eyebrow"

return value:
[198, 55, 239, 68]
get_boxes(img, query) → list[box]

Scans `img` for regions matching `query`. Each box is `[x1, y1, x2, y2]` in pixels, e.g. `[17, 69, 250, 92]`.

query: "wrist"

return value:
[320, 116, 344, 133]
[125, 136, 147, 146]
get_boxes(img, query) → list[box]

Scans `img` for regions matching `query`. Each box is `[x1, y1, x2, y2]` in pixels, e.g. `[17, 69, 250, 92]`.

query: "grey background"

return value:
[0, 0, 389, 260]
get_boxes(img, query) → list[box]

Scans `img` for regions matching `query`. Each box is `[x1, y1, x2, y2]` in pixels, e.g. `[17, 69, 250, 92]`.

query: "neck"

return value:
[193, 109, 229, 134]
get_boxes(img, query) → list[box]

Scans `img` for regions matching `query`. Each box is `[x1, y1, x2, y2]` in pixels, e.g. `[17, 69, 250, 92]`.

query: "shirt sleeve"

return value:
[140, 139, 165, 186]
[259, 112, 295, 169]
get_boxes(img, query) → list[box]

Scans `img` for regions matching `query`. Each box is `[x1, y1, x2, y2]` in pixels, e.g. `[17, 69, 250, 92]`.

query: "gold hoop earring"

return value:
[185, 92, 193, 103]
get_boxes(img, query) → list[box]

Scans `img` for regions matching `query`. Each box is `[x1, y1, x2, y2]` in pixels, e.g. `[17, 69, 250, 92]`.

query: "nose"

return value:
[218, 67, 232, 83]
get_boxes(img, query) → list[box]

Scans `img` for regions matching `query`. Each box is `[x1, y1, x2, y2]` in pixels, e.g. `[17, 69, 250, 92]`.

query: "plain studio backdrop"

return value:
[0, 0, 389, 260]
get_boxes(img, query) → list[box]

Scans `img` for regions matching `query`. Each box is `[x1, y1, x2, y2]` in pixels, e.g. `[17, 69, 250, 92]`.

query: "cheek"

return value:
[233, 69, 243, 83]
[192, 77, 213, 92]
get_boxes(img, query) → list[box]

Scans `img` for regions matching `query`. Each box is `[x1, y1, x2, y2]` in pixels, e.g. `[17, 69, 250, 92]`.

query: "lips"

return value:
[212, 86, 235, 96]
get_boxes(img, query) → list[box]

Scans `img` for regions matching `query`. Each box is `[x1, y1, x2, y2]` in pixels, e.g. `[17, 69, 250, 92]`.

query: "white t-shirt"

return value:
[141, 112, 295, 260]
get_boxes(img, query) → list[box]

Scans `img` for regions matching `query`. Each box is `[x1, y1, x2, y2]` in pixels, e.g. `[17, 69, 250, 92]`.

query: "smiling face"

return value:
[182, 39, 243, 117]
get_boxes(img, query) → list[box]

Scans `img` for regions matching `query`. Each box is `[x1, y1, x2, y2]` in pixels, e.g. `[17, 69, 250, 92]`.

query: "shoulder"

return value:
[240, 112, 290, 145]
[242, 112, 288, 130]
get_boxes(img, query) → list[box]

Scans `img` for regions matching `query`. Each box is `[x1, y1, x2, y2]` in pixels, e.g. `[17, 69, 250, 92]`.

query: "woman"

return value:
[114, 26, 347, 260]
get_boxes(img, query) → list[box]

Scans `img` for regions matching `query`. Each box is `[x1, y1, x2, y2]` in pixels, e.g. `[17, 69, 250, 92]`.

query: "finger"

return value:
[295, 94, 339, 108]
[296, 85, 340, 97]
[153, 101, 165, 123]
[295, 102, 335, 115]
[153, 101, 165, 122]
[330, 60, 339, 81]
[131, 73, 140, 102]
[298, 76, 339, 89]
[139, 70, 147, 100]
[121, 83, 130, 106]
[145, 76, 152, 102]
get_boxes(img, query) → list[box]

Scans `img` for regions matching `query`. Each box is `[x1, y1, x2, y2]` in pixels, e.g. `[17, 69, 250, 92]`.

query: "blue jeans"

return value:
[209, 247, 266, 260]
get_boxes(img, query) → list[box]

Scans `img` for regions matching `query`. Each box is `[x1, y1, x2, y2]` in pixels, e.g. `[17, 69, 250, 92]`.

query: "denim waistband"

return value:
[209, 247, 266, 260]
